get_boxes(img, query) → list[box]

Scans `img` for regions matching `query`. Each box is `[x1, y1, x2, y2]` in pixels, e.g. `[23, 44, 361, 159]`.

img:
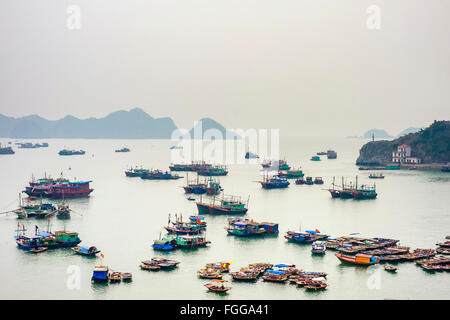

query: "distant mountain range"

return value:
[347, 127, 423, 139]
[0, 108, 237, 139]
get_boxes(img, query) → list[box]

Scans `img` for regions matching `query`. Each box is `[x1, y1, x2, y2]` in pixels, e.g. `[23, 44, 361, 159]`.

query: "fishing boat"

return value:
[45, 181, 94, 199]
[196, 195, 249, 215]
[285, 230, 328, 244]
[304, 177, 313, 185]
[164, 223, 202, 235]
[141, 170, 182, 180]
[188, 215, 207, 230]
[72, 245, 101, 256]
[0, 144, 14, 154]
[175, 235, 211, 249]
[91, 266, 109, 282]
[442, 163, 450, 172]
[311, 241, 326, 255]
[204, 280, 231, 293]
[295, 177, 305, 185]
[260, 176, 290, 189]
[23, 174, 70, 197]
[183, 173, 207, 194]
[369, 173, 384, 179]
[225, 219, 278, 237]
[277, 168, 304, 179]
[56, 203, 71, 219]
[169, 161, 212, 172]
[245, 152, 259, 159]
[335, 253, 379, 266]
[58, 149, 85, 156]
[115, 147, 130, 152]
[125, 167, 149, 177]
[152, 235, 178, 251]
[316, 151, 327, 155]
[313, 177, 324, 184]
[197, 166, 228, 176]
[327, 150, 337, 159]
[169, 145, 183, 150]
[352, 182, 378, 200]
[310, 156, 321, 161]
[12, 196, 57, 219]
[206, 177, 222, 195]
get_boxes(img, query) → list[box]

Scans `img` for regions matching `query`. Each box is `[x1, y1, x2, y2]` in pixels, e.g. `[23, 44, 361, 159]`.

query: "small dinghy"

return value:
[121, 273, 133, 281]
[109, 271, 122, 282]
[384, 265, 398, 272]
[30, 247, 48, 253]
[204, 279, 231, 293]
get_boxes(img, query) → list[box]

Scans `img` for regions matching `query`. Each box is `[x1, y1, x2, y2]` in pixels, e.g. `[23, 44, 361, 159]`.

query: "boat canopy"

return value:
[37, 232, 53, 238]
[274, 264, 290, 268]
[233, 222, 248, 227]
[266, 270, 285, 275]
[305, 230, 317, 234]
[79, 246, 93, 254]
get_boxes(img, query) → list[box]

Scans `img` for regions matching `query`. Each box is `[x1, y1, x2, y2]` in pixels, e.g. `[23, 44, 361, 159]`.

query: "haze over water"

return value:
[0, 136, 449, 299]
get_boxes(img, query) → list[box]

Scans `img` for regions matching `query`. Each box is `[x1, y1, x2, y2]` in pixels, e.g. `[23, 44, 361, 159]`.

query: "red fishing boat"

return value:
[45, 181, 94, 198]
[196, 195, 249, 215]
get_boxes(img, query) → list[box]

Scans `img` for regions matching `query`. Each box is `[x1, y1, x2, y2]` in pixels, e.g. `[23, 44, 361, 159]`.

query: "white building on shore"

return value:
[392, 144, 422, 164]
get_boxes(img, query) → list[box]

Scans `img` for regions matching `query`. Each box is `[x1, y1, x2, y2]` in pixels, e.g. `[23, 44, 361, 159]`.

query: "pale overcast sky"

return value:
[1, 0, 449, 136]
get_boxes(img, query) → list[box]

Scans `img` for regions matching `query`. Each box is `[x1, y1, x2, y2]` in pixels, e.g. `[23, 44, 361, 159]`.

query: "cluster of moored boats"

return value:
[91, 266, 133, 283]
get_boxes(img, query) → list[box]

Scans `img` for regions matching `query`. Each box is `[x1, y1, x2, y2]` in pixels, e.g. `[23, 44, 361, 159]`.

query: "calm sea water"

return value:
[0, 137, 449, 300]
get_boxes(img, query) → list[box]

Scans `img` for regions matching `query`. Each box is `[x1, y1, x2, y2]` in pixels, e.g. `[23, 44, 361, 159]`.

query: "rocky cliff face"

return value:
[356, 121, 450, 165]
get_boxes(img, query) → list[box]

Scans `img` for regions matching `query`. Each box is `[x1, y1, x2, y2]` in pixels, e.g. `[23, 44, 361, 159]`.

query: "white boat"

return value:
[311, 241, 326, 255]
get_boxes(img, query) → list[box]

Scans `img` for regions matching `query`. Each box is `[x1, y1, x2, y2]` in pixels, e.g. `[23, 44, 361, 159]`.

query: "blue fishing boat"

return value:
[141, 170, 182, 180]
[72, 245, 101, 256]
[260, 176, 290, 189]
[285, 230, 328, 244]
[152, 235, 178, 251]
[58, 149, 86, 156]
[310, 156, 321, 161]
[115, 147, 130, 152]
[0, 144, 14, 154]
[91, 266, 109, 282]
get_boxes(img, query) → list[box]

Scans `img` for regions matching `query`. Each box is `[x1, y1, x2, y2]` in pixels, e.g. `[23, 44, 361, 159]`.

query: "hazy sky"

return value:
[1, 0, 449, 136]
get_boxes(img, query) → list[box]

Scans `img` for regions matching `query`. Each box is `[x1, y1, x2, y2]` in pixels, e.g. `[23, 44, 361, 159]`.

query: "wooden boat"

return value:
[121, 273, 132, 281]
[384, 265, 397, 272]
[335, 253, 379, 266]
[369, 173, 384, 179]
[152, 235, 178, 251]
[204, 280, 231, 292]
[226, 220, 278, 237]
[109, 271, 122, 282]
[30, 247, 48, 253]
[304, 280, 327, 291]
[176, 235, 211, 249]
[436, 241, 450, 248]
[310, 156, 321, 161]
[205, 262, 231, 273]
[56, 203, 71, 219]
[115, 147, 130, 153]
[304, 177, 313, 185]
[277, 168, 304, 179]
[141, 257, 180, 271]
[197, 268, 223, 279]
[72, 245, 101, 256]
[436, 247, 450, 255]
[295, 177, 305, 185]
[316, 151, 327, 155]
[230, 271, 258, 281]
[262, 272, 288, 282]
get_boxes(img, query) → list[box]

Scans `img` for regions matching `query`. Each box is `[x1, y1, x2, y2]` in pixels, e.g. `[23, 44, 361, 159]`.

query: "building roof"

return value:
[398, 144, 410, 148]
